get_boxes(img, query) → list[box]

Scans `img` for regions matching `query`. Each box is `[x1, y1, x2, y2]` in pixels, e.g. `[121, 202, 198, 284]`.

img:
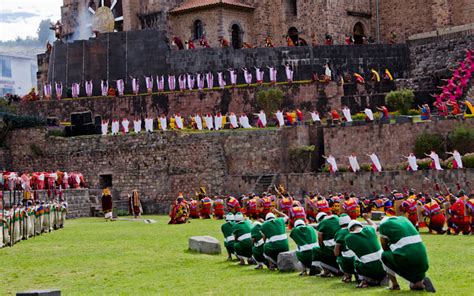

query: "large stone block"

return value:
[188, 236, 221, 255]
[277, 250, 304, 272]
[16, 289, 61, 296]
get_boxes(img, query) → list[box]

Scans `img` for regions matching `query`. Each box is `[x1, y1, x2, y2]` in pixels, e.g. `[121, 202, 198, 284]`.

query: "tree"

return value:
[37, 19, 53, 45]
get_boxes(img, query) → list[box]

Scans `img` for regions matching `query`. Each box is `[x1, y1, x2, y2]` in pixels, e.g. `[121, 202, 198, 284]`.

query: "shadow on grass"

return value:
[183, 249, 222, 256]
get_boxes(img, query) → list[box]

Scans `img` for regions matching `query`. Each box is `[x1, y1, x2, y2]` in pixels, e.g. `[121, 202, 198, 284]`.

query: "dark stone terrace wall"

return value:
[44, 29, 410, 96]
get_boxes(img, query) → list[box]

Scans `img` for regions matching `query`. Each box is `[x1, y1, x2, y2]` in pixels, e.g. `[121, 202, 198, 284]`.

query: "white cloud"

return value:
[0, 0, 62, 41]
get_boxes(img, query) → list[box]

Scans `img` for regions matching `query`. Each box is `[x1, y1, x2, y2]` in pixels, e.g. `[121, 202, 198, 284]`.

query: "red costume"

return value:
[448, 198, 470, 234]
[316, 199, 331, 214]
[189, 199, 200, 218]
[213, 198, 225, 219]
[279, 196, 293, 215]
[200, 197, 212, 219]
[245, 198, 259, 219]
[289, 206, 306, 228]
[260, 196, 272, 218]
[342, 198, 358, 220]
[423, 201, 446, 232]
[226, 197, 241, 214]
[401, 198, 419, 226]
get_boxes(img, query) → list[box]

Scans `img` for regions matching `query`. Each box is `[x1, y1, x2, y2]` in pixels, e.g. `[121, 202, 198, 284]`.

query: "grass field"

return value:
[0, 216, 473, 296]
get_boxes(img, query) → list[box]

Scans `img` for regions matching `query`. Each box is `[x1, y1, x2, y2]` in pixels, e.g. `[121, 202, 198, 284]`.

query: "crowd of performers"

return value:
[169, 185, 474, 234]
[40, 63, 394, 100]
[168, 186, 474, 291]
[324, 149, 465, 173]
[432, 49, 474, 115]
[1, 171, 87, 191]
[0, 190, 68, 248]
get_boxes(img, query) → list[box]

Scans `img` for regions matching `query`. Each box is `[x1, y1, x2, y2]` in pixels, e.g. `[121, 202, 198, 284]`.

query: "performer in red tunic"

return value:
[200, 196, 212, 219]
[279, 194, 294, 216]
[400, 196, 419, 228]
[168, 195, 189, 224]
[226, 196, 241, 214]
[447, 194, 470, 235]
[213, 196, 225, 220]
[342, 194, 358, 220]
[422, 196, 446, 234]
[288, 201, 306, 229]
[189, 198, 200, 219]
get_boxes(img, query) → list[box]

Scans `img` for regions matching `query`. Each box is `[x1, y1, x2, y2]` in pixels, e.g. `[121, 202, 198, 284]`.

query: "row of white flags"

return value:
[101, 112, 268, 135]
[43, 66, 295, 98]
[325, 150, 463, 173]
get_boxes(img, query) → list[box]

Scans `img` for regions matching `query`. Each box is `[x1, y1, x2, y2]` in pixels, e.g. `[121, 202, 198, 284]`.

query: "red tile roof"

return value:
[170, 0, 255, 13]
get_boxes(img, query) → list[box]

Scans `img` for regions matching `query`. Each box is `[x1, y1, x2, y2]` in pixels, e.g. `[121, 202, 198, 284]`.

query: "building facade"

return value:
[60, 0, 474, 47]
[0, 54, 37, 97]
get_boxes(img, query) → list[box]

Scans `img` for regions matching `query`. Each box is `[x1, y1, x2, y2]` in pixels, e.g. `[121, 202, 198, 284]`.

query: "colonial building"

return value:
[0, 54, 37, 97]
[60, 0, 474, 47]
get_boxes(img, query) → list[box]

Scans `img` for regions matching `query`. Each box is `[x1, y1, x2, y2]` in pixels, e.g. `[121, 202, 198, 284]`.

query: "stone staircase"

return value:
[253, 174, 276, 194]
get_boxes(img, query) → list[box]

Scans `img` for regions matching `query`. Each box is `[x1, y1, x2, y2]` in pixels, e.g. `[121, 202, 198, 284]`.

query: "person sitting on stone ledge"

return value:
[107, 86, 116, 97]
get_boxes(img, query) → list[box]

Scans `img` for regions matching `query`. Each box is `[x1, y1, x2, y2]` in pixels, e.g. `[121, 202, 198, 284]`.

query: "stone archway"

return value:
[231, 23, 242, 49]
[353, 22, 366, 44]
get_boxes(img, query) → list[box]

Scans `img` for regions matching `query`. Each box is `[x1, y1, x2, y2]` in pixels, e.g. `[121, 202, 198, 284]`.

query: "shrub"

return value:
[447, 126, 474, 155]
[0, 112, 46, 129]
[414, 133, 445, 158]
[256, 88, 284, 114]
[360, 163, 373, 172]
[288, 145, 315, 173]
[352, 113, 366, 121]
[385, 89, 414, 115]
[48, 129, 66, 137]
[462, 153, 474, 168]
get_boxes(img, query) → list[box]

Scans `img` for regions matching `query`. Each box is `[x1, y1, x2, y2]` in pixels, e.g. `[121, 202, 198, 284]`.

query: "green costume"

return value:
[345, 226, 385, 282]
[312, 215, 340, 273]
[221, 221, 235, 255]
[261, 218, 289, 264]
[379, 216, 429, 283]
[232, 220, 253, 260]
[334, 227, 355, 274]
[251, 223, 266, 265]
[290, 224, 317, 269]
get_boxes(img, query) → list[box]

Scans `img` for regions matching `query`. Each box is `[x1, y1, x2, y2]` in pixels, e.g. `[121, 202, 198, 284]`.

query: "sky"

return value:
[0, 0, 62, 41]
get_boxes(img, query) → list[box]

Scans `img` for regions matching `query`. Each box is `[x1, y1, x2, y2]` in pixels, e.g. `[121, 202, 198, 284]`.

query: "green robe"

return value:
[334, 227, 355, 274]
[312, 215, 340, 273]
[232, 220, 253, 260]
[261, 218, 289, 264]
[379, 216, 429, 283]
[290, 225, 317, 269]
[221, 221, 235, 254]
[251, 223, 266, 264]
[345, 226, 385, 282]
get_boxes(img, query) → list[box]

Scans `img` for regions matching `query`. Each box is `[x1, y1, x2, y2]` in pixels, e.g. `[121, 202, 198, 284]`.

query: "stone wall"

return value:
[0, 149, 12, 170]
[284, 169, 474, 198]
[5, 127, 292, 213]
[43, 28, 410, 96]
[408, 31, 474, 83]
[324, 119, 474, 167]
[17, 82, 343, 121]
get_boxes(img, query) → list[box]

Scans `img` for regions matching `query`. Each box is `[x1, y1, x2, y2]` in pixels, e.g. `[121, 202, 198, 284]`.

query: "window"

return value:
[0, 87, 13, 97]
[194, 20, 203, 40]
[0, 58, 12, 78]
[290, 0, 297, 16]
[99, 174, 113, 188]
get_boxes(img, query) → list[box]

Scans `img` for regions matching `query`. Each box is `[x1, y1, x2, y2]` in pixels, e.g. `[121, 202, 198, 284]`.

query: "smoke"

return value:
[70, 4, 93, 42]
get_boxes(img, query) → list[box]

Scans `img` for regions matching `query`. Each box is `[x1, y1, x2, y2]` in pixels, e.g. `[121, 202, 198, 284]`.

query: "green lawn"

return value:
[1, 216, 473, 295]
